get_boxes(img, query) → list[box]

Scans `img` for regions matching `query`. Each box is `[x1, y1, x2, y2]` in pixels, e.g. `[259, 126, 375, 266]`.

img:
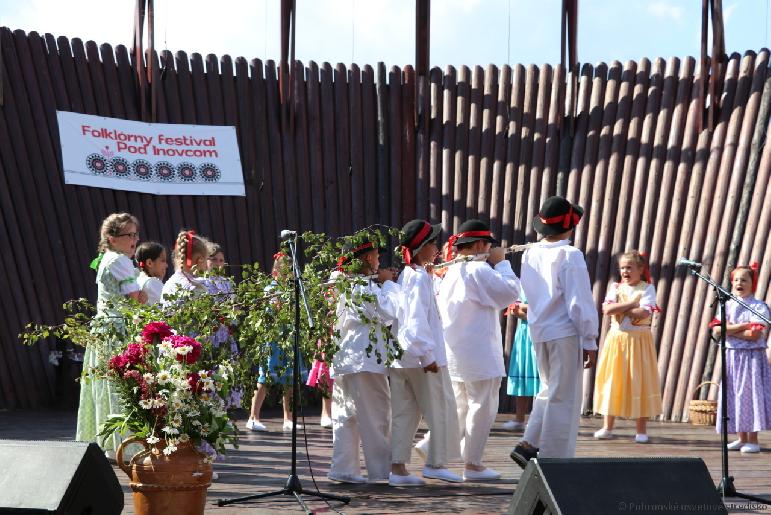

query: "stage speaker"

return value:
[0, 440, 123, 514]
[509, 457, 727, 515]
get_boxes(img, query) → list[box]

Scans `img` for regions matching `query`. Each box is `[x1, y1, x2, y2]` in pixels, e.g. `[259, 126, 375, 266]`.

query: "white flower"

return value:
[132, 315, 142, 325]
[191, 420, 202, 427]
[152, 397, 166, 409]
[146, 435, 160, 445]
[212, 407, 226, 418]
[139, 399, 153, 409]
[158, 341, 173, 356]
[201, 424, 210, 434]
[163, 443, 178, 455]
[202, 379, 215, 392]
[142, 373, 155, 385]
[179, 434, 190, 443]
[161, 426, 179, 435]
[175, 345, 192, 356]
[156, 371, 171, 384]
[171, 397, 184, 410]
[198, 370, 209, 379]
[171, 414, 183, 427]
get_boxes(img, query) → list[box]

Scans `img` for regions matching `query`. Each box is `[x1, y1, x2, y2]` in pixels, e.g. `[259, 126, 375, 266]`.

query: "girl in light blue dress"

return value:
[504, 294, 540, 431]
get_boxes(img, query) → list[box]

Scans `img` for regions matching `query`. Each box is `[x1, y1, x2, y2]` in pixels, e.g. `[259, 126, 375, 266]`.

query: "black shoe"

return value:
[510, 444, 538, 469]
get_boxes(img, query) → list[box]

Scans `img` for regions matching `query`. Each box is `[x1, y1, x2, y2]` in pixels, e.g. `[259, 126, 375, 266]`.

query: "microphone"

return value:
[677, 257, 703, 268]
[280, 229, 297, 240]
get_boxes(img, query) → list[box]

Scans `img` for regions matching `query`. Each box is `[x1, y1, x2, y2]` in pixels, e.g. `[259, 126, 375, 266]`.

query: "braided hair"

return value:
[173, 229, 210, 272]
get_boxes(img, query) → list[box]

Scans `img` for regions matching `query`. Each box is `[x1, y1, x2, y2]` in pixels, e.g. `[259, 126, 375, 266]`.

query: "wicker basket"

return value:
[688, 381, 719, 426]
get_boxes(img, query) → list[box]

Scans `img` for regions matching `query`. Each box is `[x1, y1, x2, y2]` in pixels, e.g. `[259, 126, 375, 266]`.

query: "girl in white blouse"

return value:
[135, 241, 168, 305]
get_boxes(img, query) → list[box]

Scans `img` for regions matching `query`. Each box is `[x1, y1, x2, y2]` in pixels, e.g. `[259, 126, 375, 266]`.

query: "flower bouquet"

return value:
[99, 320, 238, 457]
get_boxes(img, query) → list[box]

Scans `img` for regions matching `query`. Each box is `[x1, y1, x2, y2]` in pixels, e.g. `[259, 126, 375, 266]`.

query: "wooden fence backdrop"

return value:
[1, 27, 770, 422]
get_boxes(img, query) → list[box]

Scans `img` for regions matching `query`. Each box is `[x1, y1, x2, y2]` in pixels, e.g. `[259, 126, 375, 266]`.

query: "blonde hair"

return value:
[173, 229, 210, 271]
[618, 249, 651, 283]
[208, 242, 224, 259]
[97, 213, 139, 253]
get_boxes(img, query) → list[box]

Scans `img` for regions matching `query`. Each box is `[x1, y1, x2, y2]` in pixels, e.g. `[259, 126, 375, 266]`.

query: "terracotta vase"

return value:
[116, 436, 212, 515]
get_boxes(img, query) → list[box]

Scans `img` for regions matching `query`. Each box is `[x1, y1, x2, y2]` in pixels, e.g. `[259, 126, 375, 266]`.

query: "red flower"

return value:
[122, 369, 149, 397]
[123, 342, 149, 366]
[187, 372, 203, 394]
[167, 335, 203, 365]
[141, 321, 173, 344]
[108, 354, 129, 372]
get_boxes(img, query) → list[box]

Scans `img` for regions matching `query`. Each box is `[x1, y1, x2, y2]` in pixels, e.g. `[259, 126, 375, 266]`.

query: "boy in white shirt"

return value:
[328, 240, 402, 484]
[438, 219, 521, 481]
[389, 220, 463, 486]
[510, 196, 598, 468]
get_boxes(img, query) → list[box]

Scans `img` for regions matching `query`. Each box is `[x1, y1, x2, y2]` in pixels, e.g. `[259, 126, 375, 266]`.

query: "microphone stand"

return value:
[218, 233, 350, 512]
[683, 265, 770, 504]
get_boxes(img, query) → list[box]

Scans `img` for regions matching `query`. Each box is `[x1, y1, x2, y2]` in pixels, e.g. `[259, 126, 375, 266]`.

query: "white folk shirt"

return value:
[438, 260, 521, 382]
[521, 239, 598, 350]
[394, 265, 447, 369]
[331, 279, 401, 377]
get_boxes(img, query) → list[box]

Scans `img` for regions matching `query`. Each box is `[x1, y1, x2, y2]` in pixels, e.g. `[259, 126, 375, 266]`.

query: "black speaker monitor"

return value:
[509, 457, 727, 515]
[0, 440, 123, 514]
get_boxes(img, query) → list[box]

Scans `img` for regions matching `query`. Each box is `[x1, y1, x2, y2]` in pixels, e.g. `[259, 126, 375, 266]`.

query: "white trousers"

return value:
[523, 335, 583, 458]
[330, 372, 391, 481]
[390, 366, 460, 467]
[453, 377, 501, 466]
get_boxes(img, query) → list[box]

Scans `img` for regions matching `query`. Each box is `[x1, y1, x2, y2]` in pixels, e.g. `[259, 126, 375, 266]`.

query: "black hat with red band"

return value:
[533, 196, 584, 236]
[399, 219, 442, 265]
[445, 219, 498, 260]
[336, 239, 384, 270]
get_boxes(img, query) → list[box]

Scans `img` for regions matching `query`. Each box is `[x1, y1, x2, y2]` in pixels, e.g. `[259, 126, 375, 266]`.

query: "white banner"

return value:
[57, 111, 245, 196]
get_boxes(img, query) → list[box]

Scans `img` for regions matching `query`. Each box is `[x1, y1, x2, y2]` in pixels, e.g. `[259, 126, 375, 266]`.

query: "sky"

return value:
[1, 0, 769, 70]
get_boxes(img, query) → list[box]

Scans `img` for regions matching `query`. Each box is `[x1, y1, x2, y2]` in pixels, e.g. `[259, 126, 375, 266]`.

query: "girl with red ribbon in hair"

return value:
[712, 263, 771, 453]
[593, 250, 662, 444]
[161, 229, 211, 304]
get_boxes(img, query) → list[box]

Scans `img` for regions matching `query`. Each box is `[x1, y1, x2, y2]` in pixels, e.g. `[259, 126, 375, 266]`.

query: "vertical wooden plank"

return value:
[361, 65, 379, 228]
[334, 63, 352, 232]
[250, 58, 279, 264]
[524, 64, 552, 242]
[565, 63, 594, 201]
[375, 63, 391, 230]
[428, 66, 443, 223]
[490, 64, 511, 241]
[265, 60, 288, 240]
[293, 60, 314, 232]
[500, 64, 525, 246]
[402, 65, 416, 222]
[573, 63, 607, 250]
[452, 65, 470, 232]
[388, 65, 403, 229]
[220, 54, 252, 265]
[348, 64, 365, 228]
[477, 64, 498, 225]
[321, 63, 340, 236]
[541, 64, 564, 202]
[440, 66, 457, 232]
[513, 64, 538, 244]
[465, 65, 484, 221]
[306, 61, 327, 234]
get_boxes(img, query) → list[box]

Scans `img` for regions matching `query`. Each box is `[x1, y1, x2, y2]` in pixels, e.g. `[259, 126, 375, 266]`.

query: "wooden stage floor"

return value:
[1, 409, 769, 514]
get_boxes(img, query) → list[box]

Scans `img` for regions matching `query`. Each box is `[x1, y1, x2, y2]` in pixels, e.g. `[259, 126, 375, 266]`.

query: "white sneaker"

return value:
[727, 439, 745, 451]
[328, 472, 366, 484]
[463, 467, 502, 481]
[422, 466, 463, 483]
[502, 420, 526, 431]
[414, 438, 428, 461]
[245, 419, 267, 432]
[634, 434, 649, 444]
[388, 472, 425, 487]
[593, 428, 613, 439]
[282, 421, 304, 431]
[740, 443, 760, 453]
[320, 416, 333, 428]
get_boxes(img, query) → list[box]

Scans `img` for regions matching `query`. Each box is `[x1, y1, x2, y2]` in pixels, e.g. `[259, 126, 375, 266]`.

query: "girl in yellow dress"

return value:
[593, 250, 662, 443]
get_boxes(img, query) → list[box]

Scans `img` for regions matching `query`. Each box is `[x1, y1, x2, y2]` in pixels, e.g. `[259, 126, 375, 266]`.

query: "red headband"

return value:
[336, 242, 375, 271]
[539, 206, 580, 230]
[445, 230, 492, 260]
[402, 222, 432, 265]
[185, 230, 196, 269]
[730, 262, 760, 291]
